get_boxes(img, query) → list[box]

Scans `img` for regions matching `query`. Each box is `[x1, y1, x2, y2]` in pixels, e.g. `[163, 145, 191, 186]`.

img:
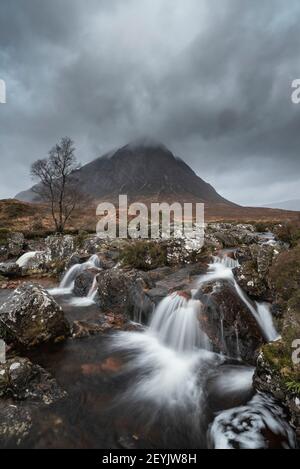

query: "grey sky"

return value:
[0, 0, 300, 205]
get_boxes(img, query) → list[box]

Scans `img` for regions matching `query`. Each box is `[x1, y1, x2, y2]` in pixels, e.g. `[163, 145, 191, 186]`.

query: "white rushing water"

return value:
[16, 251, 44, 268]
[49, 254, 101, 299]
[209, 393, 296, 449]
[197, 255, 279, 342]
[107, 251, 291, 448]
[149, 293, 211, 352]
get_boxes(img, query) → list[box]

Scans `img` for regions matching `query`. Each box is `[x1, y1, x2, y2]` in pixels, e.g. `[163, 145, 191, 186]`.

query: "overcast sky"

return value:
[0, 0, 300, 205]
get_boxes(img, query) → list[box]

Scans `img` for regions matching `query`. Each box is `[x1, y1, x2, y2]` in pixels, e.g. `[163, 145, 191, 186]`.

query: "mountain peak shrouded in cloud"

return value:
[1, 0, 300, 204]
[15, 140, 234, 206]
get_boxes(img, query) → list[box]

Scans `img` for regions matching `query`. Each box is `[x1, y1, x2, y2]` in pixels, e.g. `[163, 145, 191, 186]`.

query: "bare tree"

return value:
[31, 137, 81, 233]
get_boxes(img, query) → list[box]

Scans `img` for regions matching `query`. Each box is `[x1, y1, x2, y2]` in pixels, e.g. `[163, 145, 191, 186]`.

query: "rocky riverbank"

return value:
[0, 222, 299, 448]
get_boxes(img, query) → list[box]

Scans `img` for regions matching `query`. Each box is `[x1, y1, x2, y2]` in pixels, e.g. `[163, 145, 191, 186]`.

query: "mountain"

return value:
[263, 199, 300, 212]
[16, 139, 235, 206]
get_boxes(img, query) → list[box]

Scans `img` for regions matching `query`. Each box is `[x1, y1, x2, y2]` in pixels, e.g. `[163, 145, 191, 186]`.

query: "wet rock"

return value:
[196, 280, 264, 364]
[72, 320, 103, 339]
[0, 284, 70, 348]
[45, 235, 75, 261]
[0, 262, 22, 279]
[8, 232, 25, 257]
[97, 269, 153, 321]
[0, 402, 32, 447]
[73, 270, 95, 297]
[254, 292, 300, 440]
[0, 357, 67, 403]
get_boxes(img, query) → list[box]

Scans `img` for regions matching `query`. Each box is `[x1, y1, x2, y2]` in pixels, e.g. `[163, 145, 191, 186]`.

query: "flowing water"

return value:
[0, 248, 296, 449]
[49, 254, 101, 299]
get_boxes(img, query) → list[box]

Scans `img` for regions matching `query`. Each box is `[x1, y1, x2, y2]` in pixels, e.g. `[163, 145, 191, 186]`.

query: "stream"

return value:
[0, 245, 297, 449]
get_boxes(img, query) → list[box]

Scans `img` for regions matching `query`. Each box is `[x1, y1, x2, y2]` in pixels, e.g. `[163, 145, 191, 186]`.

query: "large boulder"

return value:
[73, 270, 95, 297]
[0, 357, 67, 447]
[97, 269, 153, 322]
[0, 284, 70, 348]
[7, 232, 25, 257]
[45, 235, 75, 261]
[0, 357, 67, 403]
[0, 262, 22, 279]
[196, 279, 264, 364]
[234, 244, 283, 301]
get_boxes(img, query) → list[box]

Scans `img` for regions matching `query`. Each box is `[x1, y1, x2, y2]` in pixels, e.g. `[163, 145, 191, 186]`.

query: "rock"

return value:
[0, 262, 22, 279]
[8, 232, 25, 257]
[97, 269, 153, 322]
[254, 292, 300, 441]
[17, 251, 50, 274]
[0, 284, 70, 348]
[234, 244, 283, 301]
[73, 270, 96, 297]
[45, 235, 75, 261]
[196, 280, 264, 364]
[0, 357, 67, 447]
[72, 320, 103, 339]
[0, 402, 32, 447]
[0, 357, 67, 403]
[206, 223, 259, 249]
[81, 236, 104, 255]
[0, 246, 8, 263]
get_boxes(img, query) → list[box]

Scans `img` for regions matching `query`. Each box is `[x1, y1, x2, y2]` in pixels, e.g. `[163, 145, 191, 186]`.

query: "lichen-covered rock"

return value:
[0, 262, 22, 279]
[16, 251, 50, 274]
[0, 403, 32, 447]
[254, 292, 300, 441]
[0, 357, 67, 403]
[0, 284, 70, 348]
[196, 279, 264, 363]
[0, 357, 67, 447]
[234, 244, 283, 301]
[97, 269, 153, 321]
[8, 232, 25, 257]
[206, 223, 259, 249]
[45, 235, 75, 261]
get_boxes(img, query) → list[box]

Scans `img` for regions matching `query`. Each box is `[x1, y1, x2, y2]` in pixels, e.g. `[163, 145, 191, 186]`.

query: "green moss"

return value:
[286, 381, 300, 394]
[120, 240, 167, 271]
[269, 244, 300, 305]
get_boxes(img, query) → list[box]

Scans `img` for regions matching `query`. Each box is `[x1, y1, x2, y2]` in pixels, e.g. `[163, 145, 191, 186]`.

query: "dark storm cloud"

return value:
[0, 0, 300, 204]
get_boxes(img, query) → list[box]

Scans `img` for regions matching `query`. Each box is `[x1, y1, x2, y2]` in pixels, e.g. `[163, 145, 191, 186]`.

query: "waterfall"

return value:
[197, 256, 279, 343]
[49, 254, 101, 297]
[149, 293, 211, 353]
[233, 283, 279, 342]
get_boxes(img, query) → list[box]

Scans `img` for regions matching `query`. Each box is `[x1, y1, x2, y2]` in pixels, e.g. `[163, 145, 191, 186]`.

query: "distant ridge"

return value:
[262, 199, 300, 212]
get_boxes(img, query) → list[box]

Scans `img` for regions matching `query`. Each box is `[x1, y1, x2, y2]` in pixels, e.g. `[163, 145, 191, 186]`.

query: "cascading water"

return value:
[197, 255, 279, 342]
[105, 249, 294, 449]
[149, 293, 211, 352]
[49, 254, 101, 301]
